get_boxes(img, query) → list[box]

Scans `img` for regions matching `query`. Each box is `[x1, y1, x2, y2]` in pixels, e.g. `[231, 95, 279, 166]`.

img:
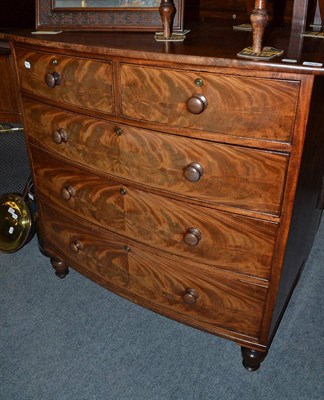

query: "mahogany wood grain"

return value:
[15, 47, 114, 114]
[23, 99, 288, 216]
[41, 205, 129, 287]
[3, 21, 324, 77]
[6, 23, 323, 369]
[120, 63, 299, 143]
[128, 245, 268, 339]
[41, 203, 268, 340]
[31, 148, 278, 279]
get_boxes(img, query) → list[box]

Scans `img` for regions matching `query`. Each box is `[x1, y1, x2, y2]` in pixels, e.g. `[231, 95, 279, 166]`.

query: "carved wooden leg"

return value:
[241, 347, 268, 372]
[50, 257, 69, 279]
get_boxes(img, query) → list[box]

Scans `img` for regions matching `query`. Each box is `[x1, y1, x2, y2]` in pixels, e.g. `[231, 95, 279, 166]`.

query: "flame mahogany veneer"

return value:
[4, 21, 323, 371]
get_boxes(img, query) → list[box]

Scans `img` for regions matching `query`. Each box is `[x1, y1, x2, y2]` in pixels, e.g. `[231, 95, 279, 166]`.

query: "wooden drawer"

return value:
[24, 99, 288, 215]
[15, 47, 114, 114]
[129, 247, 268, 339]
[41, 205, 267, 339]
[32, 149, 277, 279]
[41, 205, 129, 288]
[120, 63, 299, 143]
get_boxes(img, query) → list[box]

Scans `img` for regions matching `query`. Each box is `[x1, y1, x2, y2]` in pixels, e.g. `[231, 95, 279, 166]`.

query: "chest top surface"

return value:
[1, 19, 324, 76]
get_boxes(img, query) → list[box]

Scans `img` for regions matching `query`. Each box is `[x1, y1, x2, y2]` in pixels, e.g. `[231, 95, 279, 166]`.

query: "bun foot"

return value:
[50, 257, 69, 278]
[241, 347, 268, 372]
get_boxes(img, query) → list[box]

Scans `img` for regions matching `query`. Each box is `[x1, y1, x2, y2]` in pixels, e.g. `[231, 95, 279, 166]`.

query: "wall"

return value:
[0, 0, 35, 29]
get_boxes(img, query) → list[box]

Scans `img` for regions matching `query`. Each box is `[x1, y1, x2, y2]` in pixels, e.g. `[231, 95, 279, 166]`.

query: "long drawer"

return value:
[24, 99, 289, 215]
[41, 205, 268, 340]
[120, 63, 299, 143]
[15, 47, 114, 114]
[129, 246, 268, 340]
[41, 205, 129, 288]
[32, 149, 277, 279]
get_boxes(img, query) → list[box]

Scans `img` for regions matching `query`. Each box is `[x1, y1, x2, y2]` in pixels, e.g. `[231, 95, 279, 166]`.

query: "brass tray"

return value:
[0, 193, 32, 253]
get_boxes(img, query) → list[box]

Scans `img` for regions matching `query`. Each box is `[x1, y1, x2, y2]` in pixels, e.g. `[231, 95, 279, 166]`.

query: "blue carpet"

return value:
[0, 220, 323, 400]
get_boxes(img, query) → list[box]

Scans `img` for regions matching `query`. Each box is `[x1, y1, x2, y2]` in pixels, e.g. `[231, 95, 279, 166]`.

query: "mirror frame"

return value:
[36, 0, 184, 31]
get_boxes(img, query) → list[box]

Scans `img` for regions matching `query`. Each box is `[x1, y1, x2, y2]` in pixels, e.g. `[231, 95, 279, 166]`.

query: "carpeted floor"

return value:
[0, 219, 323, 400]
[0, 127, 30, 195]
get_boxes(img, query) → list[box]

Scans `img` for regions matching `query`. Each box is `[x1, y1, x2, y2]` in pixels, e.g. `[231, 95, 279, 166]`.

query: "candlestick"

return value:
[159, 0, 176, 39]
[250, 0, 269, 54]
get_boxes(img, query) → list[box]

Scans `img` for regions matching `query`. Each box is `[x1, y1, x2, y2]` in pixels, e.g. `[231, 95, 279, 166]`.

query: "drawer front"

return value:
[16, 48, 114, 113]
[41, 205, 129, 287]
[120, 64, 299, 143]
[32, 149, 277, 279]
[129, 246, 268, 339]
[24, 99, 288, 215]
[41, 205, 267, 339]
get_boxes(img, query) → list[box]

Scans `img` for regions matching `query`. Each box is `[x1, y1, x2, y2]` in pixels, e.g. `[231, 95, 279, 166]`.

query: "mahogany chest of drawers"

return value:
[4, 23, 323, 371]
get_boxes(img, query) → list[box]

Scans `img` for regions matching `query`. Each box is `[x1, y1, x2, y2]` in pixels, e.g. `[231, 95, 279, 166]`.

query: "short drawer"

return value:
[32, 149, 277, 279]
[24, 99, 288, 215]
[16, 47, 114, 113]
[129, 246, 268, 339]
[120, 63, 299, 143]
[41, 205, 129, 288]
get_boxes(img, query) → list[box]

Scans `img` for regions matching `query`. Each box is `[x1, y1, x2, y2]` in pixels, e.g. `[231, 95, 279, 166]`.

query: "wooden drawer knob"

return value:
[52, 128, 68, 144]
[69, 240, 82, 254]
[186, 94, 207, 114]
[183, 288, 199, 305]
[184, 162, 204, 182]
[183, 228, 202, 246]
[61, 185, 76, 201]
[45, 71, 61, 88]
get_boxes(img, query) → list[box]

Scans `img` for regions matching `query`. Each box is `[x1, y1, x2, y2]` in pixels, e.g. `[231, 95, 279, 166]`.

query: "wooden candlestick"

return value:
[250, 0, 269, 54]
[159, 0, 176, 39]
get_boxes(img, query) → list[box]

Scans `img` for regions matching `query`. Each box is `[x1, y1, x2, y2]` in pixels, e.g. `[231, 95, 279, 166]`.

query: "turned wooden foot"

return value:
[50, 257, 69, 279]
[241, 347, 268, 372]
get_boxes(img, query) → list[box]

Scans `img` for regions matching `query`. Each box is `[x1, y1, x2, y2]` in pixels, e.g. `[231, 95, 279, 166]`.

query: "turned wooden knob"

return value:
[186, 94, 207, 114]
[183, 228, 202, 246]
[52, 128, 68, 144]
[45, 71, 61, 88]
[61, 185, 76, 200]
[69, 240, 82, 254]
[184, 162, 204, 182]
[183, 288, 199, 305]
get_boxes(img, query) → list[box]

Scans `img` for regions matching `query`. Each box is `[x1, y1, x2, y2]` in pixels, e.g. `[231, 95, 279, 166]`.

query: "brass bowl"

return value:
[0, 193, 32, 253]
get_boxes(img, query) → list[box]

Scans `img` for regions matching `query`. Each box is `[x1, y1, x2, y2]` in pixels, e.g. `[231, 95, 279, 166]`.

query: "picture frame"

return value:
[36, 0, 184, 32]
